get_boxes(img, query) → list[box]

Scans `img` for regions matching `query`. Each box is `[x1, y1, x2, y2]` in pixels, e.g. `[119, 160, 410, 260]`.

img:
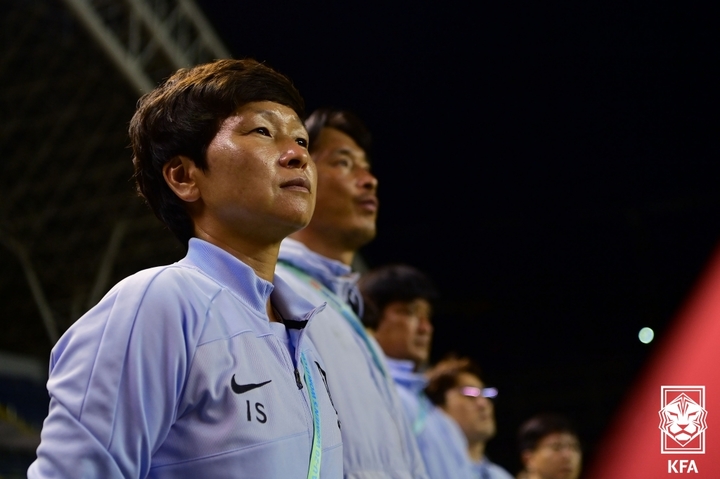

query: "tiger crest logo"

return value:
[659, 386, 707, 454]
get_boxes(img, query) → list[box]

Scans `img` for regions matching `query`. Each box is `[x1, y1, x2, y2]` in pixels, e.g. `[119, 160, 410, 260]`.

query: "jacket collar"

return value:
[181, 238, 324, 323]
[278, 238, 360, 300]
[385, 356, 428, 393]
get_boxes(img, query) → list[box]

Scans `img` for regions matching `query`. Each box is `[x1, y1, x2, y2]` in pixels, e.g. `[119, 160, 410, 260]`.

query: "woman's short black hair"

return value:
[358, 264, 438, 330]
[129, 58, 305, 247]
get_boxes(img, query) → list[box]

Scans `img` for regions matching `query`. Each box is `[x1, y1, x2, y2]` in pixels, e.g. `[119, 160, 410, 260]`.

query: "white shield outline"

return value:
[659, 385, 706, 454]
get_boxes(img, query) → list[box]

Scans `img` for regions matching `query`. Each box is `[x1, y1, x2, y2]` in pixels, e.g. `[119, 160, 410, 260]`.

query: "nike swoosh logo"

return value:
[230, 375, 272, 394]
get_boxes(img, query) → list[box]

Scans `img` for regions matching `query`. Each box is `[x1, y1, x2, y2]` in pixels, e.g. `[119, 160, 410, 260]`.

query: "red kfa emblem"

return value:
[659, 386, 707, 454]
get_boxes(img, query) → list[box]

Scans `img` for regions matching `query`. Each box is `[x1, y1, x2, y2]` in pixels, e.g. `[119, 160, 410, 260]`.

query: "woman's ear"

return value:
[163, 155, 201, 202]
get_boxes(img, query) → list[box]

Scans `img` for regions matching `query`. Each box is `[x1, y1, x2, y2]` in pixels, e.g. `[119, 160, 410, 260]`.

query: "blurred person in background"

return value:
[276, 108, 428, 478]
[359, 264, 475, 479]
[28, 59, 344, 478]
[425, 356, 514, 479]
[516, 413, 582, 479]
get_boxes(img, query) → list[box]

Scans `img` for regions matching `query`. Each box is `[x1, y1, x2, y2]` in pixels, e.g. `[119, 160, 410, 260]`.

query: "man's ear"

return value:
[521, 449, 534, 468]
[163, 155, 201, 202]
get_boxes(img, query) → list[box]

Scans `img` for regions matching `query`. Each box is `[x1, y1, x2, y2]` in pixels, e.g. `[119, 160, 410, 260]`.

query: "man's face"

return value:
[523, 432, 582, 479]
[442, 372, 497, 444]
[374, 298, 433, 365]
[305, 127, 378, 249]
[190, 101, 315, 243]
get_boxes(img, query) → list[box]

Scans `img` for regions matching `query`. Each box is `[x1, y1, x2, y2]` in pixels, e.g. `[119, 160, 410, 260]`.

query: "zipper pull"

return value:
[294, 368, 303, 390]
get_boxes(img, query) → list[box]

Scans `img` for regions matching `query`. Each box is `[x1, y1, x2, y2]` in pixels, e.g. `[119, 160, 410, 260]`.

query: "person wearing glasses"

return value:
[359, 264, 475, 479]
[516, 414, 582, 479]
[425, 356, 513, 479]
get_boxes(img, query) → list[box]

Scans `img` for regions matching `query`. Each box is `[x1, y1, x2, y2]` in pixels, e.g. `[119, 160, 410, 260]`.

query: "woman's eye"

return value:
[254, 127, 271, 136]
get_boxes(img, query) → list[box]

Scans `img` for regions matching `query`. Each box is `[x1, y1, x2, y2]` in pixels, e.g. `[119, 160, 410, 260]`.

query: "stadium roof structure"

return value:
[0, 0, 231, 361]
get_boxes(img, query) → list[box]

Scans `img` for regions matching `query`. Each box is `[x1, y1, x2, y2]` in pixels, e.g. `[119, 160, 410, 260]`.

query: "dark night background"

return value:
[0, 0, 717, 475]
[195, 1, 718, 473]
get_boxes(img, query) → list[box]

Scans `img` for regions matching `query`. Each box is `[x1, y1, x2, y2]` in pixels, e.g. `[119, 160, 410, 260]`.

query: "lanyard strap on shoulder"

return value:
[301, 352, 322, 479]
[413, 393, 430, 435]
[281, 262, 389, 378]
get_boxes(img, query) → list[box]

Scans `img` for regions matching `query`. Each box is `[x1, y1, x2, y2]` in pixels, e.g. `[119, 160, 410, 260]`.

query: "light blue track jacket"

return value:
[276, 239, 429, 479]
[472, 458, 514, 479]
[386, 358, 476, 479]
[29, 239, 343, 479]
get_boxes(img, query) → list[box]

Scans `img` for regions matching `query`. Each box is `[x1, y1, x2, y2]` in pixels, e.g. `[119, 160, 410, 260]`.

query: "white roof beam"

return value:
[60, 0, 231, 95]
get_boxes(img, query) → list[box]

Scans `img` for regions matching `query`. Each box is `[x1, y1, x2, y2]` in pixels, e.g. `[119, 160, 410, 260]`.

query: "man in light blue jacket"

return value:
[359, 264, 476, 479]
[29, 59, 342, 479]
[276, 108, 428, 479]
[425, 357, 514, 479]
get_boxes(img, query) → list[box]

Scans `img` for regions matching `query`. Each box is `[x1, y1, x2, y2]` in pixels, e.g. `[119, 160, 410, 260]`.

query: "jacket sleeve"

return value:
[28, 270, 200, 479]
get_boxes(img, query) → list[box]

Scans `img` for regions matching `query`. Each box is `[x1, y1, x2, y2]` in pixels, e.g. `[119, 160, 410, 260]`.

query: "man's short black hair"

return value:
[424, 355, 485, 406]
[129, 58, 305, 247]
[518, 413, 579, 453]
[358, 264, 438, 330]
[305, 107, 372, 154]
